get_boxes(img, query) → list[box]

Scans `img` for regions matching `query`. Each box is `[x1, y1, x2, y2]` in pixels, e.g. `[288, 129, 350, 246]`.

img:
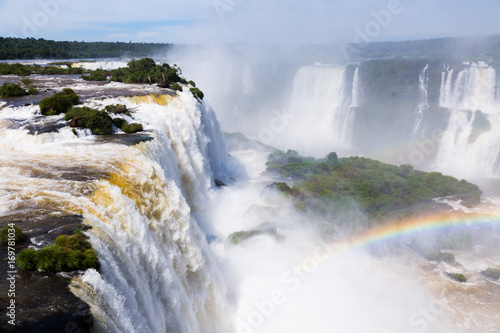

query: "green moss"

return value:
[17, 248, 37, 271]
[190, 87, 204, 100]
[122, 122, 143, 133]
[0, 225, 26, 244]
[0, 83, 27, 98]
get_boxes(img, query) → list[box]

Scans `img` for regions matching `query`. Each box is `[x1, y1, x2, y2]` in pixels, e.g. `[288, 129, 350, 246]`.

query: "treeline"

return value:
[346, 35, 500, 67]
[0, 37, 172, 60]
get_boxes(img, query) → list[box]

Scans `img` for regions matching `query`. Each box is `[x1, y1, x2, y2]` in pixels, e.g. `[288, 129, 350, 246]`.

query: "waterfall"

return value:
[271, 64, 354, 157]
[434, 62, 500, 178]
[439, 62, 496, 110]
[413, 64, 429, 137]
[0, 92, 233, 332]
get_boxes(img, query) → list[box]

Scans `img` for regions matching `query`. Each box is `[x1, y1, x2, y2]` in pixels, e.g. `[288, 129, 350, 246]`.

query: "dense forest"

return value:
[2, 35, 500, 63]
[0, 37, 172, 60]
[346, 34, 500, 66]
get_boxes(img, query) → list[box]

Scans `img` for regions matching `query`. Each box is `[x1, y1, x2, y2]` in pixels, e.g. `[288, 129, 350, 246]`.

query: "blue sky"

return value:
[1, 0, 500, 43]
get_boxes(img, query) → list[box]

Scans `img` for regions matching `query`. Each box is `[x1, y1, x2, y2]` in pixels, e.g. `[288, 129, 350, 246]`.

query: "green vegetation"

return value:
[228, 223, 282, 245]
[482, 268, 500, 280]
[110, 58, 182, 84]
[0, 62, 84, 76]
[16, 231, 100, 274]
[0, 225, 26, 244]
[65, 107, 113, 135]
[39, 88, 80, 115]
[190, 87, 204, 100]
[0, 37, 172, 60]
[105, 104, 128, 114]
[121, 122, 143, 134]
[0, 83, 28, 98]
[269, 152, 482, 222]
[423, 250, 455, 263]
[170, 83, 182, 91]
[82, 69, 109, 81]
[450, 273, 467, 283]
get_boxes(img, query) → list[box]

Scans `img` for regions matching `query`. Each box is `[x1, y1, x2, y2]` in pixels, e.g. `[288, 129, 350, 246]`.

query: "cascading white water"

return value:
[439, 62, 496, 110]
[412, 64, 429, 137]
[0, 92, 233, 333]
[434, 62, 500, 178]
[271, 64, 354, 157]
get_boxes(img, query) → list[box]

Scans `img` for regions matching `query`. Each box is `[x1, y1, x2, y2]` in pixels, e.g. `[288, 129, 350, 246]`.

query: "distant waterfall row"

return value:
[433, 62, 500, 178]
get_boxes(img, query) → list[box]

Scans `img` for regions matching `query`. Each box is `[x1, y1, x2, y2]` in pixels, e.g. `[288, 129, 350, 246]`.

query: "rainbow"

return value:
[330, 212, 500, 255]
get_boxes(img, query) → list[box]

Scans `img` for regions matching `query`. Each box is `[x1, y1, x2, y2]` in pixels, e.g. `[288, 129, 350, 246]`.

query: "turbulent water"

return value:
[433, 62, 500, 179]
[2, 59, 500, 333]
[0, 87, 233, 332]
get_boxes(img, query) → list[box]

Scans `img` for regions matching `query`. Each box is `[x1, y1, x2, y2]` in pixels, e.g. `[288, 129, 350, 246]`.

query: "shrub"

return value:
[122, 122, 143, 133]
[40, 95, 73, 115]
[58, 88, 80, 104]
[65, 107, 113, 135]
[0, 83, 27, 98]
[36, 245, 69, 274]
[188, 80, 196, 87]
[113, 117, 126, 129]
[190, 87, 204, 100]
[451, 273, 467, 283]
[82, 69, 108, 81]
[0, 225, 26, 244]
[483, 268, 500, 280]
[16, 230, 100, 274]
[170, 83, 182, 91]
[27, 87, 38, 95]
[17, 248, 37, 271]
[55, 233, 92, 252]
[83, 249, 100, 270]
[39, 89, 80, 115]
[105, 104, 128, 114]
[21, 78, 33, 86]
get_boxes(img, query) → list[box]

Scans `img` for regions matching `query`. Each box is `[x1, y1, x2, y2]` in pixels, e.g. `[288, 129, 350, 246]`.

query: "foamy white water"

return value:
[0, 92, 234, 333]
[271, 64, 355, 157]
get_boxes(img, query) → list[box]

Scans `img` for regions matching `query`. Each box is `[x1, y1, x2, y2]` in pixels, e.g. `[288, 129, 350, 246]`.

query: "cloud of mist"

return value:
[204, 149, 457, 333]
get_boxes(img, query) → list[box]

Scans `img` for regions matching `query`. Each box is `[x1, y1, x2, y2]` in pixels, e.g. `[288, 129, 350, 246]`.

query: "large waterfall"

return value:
[433, 62, 500, 178]
[271, 64, 357, 157]
[0, 92, 233, 332]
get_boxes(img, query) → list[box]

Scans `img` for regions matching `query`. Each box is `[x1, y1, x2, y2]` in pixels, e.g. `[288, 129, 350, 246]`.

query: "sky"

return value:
[0, 0, 500, 44]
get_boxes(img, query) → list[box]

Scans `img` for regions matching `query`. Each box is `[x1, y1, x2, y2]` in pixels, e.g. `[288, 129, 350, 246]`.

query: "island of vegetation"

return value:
[267, 149, 481, 223]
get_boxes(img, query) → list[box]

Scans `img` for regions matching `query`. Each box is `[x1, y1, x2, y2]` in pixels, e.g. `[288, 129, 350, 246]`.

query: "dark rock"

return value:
[214, 179, 226, 187]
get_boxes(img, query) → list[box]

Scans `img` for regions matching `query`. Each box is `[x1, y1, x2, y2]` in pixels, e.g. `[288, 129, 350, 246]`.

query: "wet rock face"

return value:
[0, 214, 94, 333]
